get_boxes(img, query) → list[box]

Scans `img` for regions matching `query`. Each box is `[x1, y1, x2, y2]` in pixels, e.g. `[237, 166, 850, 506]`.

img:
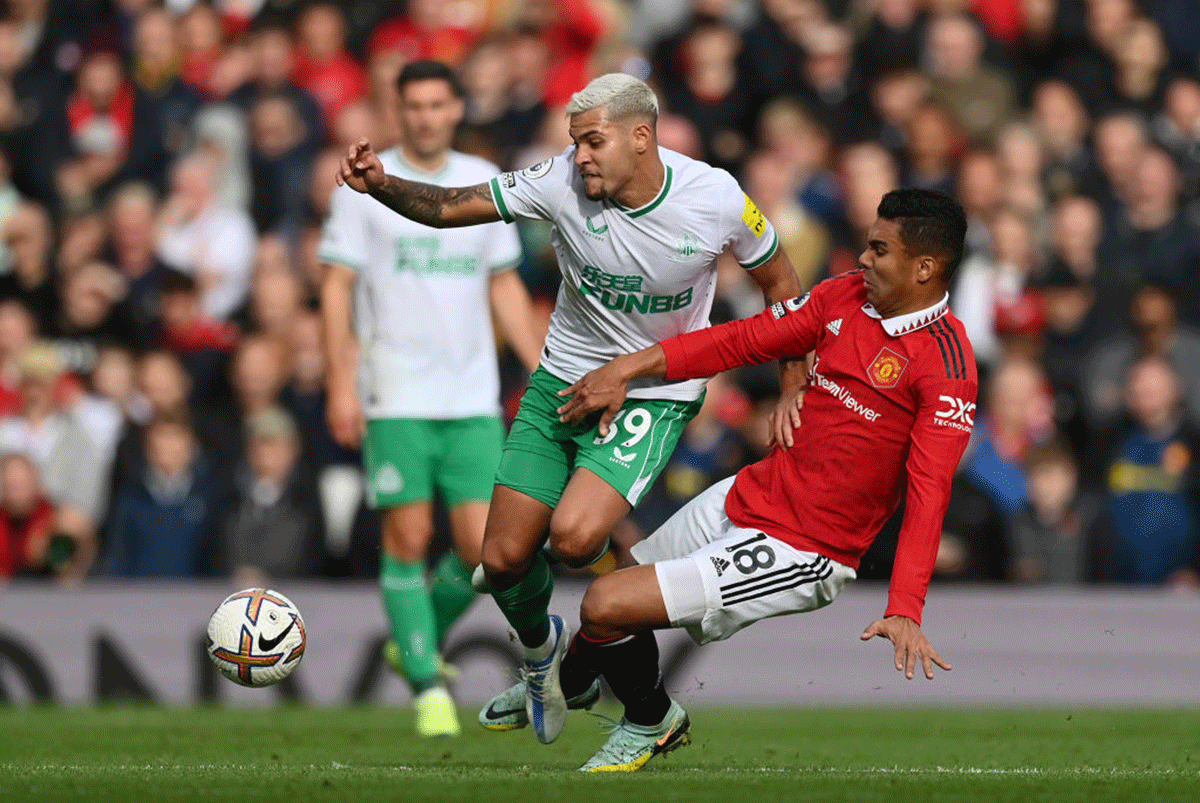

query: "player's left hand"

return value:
[768, 388, 804, 449]
[860, 615, 951, 680]
[556, 357, 632, 436]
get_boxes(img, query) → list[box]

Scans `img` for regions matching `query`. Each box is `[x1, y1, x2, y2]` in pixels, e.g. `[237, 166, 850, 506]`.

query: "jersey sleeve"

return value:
[483, 217, 523, 273]
[719, 174, 779, 270]
[885, 370, 978, 623]
[488, 150, 573, 223]
[318, 184, 371, 272]
[661, 284, 824, 380]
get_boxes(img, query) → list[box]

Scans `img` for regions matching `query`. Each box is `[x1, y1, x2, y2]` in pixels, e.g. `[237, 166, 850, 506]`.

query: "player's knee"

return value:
[381, 517, 431, 562]
[547, 511, 607, 568]
[480, 536, 528, 590]
[579, 578, 623, 638]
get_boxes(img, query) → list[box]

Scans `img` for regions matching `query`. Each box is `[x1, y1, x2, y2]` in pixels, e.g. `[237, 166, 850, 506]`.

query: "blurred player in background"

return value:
[550, 189, 976, 771]
[320, 60, 542, 737]
[336, 73, 805, 744]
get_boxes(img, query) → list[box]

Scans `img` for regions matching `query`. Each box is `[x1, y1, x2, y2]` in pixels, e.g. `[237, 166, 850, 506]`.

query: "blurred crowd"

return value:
[0, 0, 1198, 591]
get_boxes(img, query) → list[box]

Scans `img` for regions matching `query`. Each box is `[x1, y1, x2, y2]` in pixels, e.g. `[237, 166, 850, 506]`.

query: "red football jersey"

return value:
[660, 271, 978, 622]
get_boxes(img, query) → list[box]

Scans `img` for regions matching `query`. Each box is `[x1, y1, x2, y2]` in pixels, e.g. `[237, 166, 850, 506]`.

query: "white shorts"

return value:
[630, 477, 856, 644]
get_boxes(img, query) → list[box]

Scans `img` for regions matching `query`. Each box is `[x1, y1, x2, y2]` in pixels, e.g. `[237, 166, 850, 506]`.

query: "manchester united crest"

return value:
[868, 347, 908, 388]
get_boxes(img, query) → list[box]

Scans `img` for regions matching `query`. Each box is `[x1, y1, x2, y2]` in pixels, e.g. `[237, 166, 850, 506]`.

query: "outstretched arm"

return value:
[745, 248, 807, 449]
[335, 138, 502, 228]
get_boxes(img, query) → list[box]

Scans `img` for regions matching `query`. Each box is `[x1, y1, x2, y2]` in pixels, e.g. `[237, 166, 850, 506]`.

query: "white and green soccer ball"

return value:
[206, 588, 306, 688]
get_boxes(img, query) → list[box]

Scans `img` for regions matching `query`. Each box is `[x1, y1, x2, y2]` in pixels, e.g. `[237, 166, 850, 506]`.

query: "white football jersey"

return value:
[319, 149, 523, 419]
[490, 146, 778, 401]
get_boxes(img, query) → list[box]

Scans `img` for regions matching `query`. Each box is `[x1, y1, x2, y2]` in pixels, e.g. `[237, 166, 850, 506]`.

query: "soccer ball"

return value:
[206, 588, 306, 687]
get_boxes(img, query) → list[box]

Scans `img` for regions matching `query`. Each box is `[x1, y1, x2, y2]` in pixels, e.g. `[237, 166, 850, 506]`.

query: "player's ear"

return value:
[631, 121, 652, 154]
[915, 255, 939, 284]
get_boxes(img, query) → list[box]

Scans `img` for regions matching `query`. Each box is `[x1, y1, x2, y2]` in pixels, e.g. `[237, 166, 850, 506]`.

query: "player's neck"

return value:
[611, 154, 665, 210]
[399, 145, 449, 176]
[877, 290, 945, 320]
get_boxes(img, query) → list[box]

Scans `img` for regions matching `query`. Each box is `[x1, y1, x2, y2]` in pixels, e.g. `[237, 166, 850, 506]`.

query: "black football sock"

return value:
[587, 631, 671, 727]
[559, 633, 602, 700]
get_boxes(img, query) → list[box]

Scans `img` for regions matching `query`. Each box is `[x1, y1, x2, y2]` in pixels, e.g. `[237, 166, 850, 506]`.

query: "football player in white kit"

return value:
[335, 72, 806, 746]
[320, 61, 543, 738]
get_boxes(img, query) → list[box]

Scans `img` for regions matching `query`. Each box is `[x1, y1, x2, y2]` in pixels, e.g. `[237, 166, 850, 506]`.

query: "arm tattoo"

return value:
[370, 176, 494, 227]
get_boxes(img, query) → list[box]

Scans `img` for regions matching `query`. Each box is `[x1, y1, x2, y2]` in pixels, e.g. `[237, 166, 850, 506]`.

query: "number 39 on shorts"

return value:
[592, 406, 654, 447]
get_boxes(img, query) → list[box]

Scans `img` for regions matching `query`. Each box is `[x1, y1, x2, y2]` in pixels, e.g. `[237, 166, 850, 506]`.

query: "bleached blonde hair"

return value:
[565, 73, 659, 126]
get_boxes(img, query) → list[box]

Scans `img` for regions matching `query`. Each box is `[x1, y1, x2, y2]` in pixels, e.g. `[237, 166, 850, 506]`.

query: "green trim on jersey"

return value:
[490, 177, 514, 222]
[610, 166, 673, 218]
[489, 257, 521, 275]
[739, 231, 779, 270]
[495, 367, 702, 508]
[318, 251, 363, 272]
[363, 416, 504, 509]
[392, 149, 453, 183]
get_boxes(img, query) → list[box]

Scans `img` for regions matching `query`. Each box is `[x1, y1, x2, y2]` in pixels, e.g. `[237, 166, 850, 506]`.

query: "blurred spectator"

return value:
[0, 151, 21, 272]
[293, 2, 368, 134]
[1030, 79, 1098, 202]
[0, 298, 35, 415]
[925, 13, 1016, 144]
[1091, 109, 1149, 223]
[826, 141, 899, 276]
[952, 206, 1040, 366]
[855, 0, 927, 80]
[52, 259, 147, 357]
[796, 22, 876, 146]
[0, 340, 105, 518]
[955, 147, 1002, 258]
[1154, 77, 1200, 199]
[1106, 355, 1200, 587]
[206, 333, 289, 476]
[870, 68, 931, 169]
[961, 355, 1055, 519]
[902, 101, 960, 194]
[279, 308, 356, 472]
[73, 343, 134, 474]
[157, 269, 238, 402]
[661, 19, 756, 174]
[156, 154, 256, 319]
[104, 181, 168, 325]
[178, 3, 229, 101]
[1010, 439, 1114, 583]
[58, 47, 135, 211]
[248, 92, 312, 235]
[0, 201, 57, 334]
[0, 452, 57, 580]
[1107, 18, 1173, 118]
[741, 0, 823, 101]
[0, 15, 71, 205]
[741, 149, 828, 290]
[367, 0, 478, 66]
[757, 99, 839, 226]
[104, 408, 219, 578]
[218, 405, 325, 584]
[192, 103, 251, 214]
[227, 17, 323, 157]
[995, 121, 1048, 219]
[514, 0, 609, 108]
[1101, 146, 1200, 325]
[243, 236, 304, 342]
[127, 8, 203, 194]
[1081, 281, 1200, 441]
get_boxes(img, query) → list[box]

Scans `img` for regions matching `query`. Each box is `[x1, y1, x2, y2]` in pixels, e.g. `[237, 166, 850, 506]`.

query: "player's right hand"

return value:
[556, 358, 632, 436]
[326, 381, 365, 448]
[336, 138, 385, 195]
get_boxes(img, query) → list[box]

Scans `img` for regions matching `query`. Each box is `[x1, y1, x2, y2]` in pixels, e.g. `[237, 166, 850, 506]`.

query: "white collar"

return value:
[861, 293, 950, 336]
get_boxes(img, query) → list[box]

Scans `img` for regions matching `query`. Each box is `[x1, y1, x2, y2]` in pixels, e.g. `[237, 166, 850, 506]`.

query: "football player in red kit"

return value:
[548, 188, 977, 771]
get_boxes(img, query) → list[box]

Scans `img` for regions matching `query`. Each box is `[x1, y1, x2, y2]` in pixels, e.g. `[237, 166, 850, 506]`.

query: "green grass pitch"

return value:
[2, 705, 1198, 802]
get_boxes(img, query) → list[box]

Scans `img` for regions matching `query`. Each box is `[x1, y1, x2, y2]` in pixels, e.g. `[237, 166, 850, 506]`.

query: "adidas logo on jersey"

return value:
[827, 318, 843, 336]
[710, 556, 730, 577]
